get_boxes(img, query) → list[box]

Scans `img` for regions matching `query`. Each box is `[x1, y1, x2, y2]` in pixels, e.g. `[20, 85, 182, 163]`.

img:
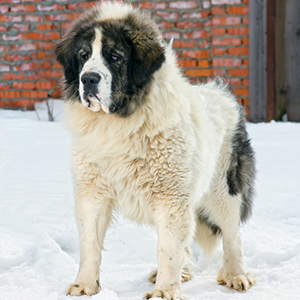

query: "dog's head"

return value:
[55, 2, 165, 117]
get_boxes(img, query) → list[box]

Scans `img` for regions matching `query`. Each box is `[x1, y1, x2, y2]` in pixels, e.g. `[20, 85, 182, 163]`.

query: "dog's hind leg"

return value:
[66, 153, 114, 296]
[202, 192, 256, 291]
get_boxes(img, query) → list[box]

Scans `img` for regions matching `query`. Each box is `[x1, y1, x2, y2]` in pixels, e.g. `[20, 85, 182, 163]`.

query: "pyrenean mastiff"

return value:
[55, 2, 256, 299]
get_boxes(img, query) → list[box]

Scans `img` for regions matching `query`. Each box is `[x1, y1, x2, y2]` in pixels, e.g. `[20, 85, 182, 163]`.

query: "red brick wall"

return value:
[0, 0, 250, 113]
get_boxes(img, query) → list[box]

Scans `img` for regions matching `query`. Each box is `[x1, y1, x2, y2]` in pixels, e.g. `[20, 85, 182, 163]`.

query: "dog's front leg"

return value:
[144, 202, 194, 300]
[66, 156, 114, 296]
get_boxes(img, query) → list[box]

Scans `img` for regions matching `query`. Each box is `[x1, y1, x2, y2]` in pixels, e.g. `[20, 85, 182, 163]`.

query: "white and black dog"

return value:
[55, 2, 256, 299]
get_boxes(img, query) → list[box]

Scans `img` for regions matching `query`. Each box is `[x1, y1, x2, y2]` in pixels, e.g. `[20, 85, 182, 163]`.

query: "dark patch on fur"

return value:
[227, 108, 256, 223]
[197, 209, 222, 236]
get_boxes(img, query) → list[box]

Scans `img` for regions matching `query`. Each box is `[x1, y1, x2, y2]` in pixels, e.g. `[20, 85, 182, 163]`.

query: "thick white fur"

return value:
[65, 2, 255, 299]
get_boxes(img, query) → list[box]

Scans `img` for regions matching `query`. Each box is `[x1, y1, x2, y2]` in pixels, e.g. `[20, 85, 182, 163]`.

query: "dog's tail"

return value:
[194, 218, 221, 258]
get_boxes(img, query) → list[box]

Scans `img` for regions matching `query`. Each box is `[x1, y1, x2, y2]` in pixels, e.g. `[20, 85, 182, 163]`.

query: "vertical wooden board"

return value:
[285, 0, 300, 121]
[275, 0, 287, 121]
[249, 0, 267, 122]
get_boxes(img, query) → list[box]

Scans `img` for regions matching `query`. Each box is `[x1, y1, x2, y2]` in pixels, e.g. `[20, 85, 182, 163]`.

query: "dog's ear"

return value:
[55, 37, 79, 83]
[125, 29, 165, 86]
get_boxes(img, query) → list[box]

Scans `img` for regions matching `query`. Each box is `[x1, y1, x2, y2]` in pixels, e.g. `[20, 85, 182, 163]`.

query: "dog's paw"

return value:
[143, 289, 185, 300]
[65, 281, 100, 296]
[217, 270, 256, 291]
[149, 267, 193, 284]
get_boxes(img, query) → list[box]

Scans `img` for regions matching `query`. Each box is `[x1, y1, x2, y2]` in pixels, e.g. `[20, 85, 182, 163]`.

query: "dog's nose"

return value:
[81, 72, 101, 88]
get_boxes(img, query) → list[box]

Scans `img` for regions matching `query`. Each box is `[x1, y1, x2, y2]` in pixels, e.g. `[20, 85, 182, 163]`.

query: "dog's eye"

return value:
[111, 55, 119, 62]
[81, 53, 89, 62]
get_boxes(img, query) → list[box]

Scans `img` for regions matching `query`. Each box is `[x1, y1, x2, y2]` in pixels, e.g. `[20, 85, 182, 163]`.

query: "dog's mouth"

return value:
[82, 92, 117, 114]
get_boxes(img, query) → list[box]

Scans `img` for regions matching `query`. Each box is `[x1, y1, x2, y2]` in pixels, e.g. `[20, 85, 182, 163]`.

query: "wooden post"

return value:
[266, 0, 276, 121]
[285, 0, 300, 121]
[249, 0, 267, 122]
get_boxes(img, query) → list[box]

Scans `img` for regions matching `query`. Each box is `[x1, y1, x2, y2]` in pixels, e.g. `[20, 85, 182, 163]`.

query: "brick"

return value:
[11, 4, 35, 12]
[228, 6, 249, 14]
[212, 7, 225, 14]
[243, 79, 249, 86]
[169, 1, 198, 9]
[65, 2, 98, 10]
[213, 69, 226, 76]
[0, 101, 6, 108]
[0, 73, 26, 80]
[243, 59, 249, 65]
[2, 54, 31, 62]
[234, 88, 249, 96]
[228, 68, 249, 76]
[36, 80, 57, 90]
[182, 11, 210, 18]
[227, 27, 249, 35]
[242, 98, 249, 106]
[61, 22, 73, 30]
[37, 4, 64, 11]
[213, 58, 242, 67]
[154, 11, 180, 19]
[228, 78, 241, 86]
[7, 100, 40, 109]
[199, 40, 210, 49]
[212, 37, 241, 46]
[184, 30, 210, 39]
[163, 32, 180, 39]
[14, 61, 51, 72]
[212, 17, 241, 26]
[228, 47, 248, 55]
[0, 46, 8, 52]
[182, 50, 210, 58]
[158, 21, 173, 29]
[44, 32, 60, 40]
[243, 38, 249, 45]
[0, 65, 10, 72]
[50, 88, 61, 98]
[45, 12, 79, 21]
[185, 69, 213, 77]
[21, 91, 48, 98]
[13, 82, 35, 89]
[0, 91, 20, 99]
[0, 15, 22, 22]
[36, 70, 63, 79]
[212, 48, 226, 56]
[140, 2, 167, 9]
[0, 83, 10, 90]
[212, 28, 226, 35]
[212, 0, 241, 4]
[243, 17, 249, 25]
[175, 21, 202, 29]
[178, 60, 197, 68]
[24, 15, 44, 22]
[203, 1, 211, 8]
[10, 43, 37, 51]
[10, 24, 30, 31]
[0, 5, 9, 13]
[198, 60, 210, 68]
[172, 40, 196, 48]
[0, 25, 7, 32]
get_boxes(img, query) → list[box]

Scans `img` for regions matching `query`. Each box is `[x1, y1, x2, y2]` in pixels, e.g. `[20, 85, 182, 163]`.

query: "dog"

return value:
[55, 2, 256, 299]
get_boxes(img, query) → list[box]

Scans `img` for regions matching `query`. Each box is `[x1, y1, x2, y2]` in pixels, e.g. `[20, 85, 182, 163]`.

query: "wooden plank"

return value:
[275, 0, 287, 120]
[266, 0, 276, 121]
[249, 0, 267, 122]
[285, 0, 300, 121]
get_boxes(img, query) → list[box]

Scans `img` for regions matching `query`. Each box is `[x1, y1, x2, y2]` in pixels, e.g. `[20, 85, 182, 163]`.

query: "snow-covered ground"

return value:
[0, 101, 299, 300]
